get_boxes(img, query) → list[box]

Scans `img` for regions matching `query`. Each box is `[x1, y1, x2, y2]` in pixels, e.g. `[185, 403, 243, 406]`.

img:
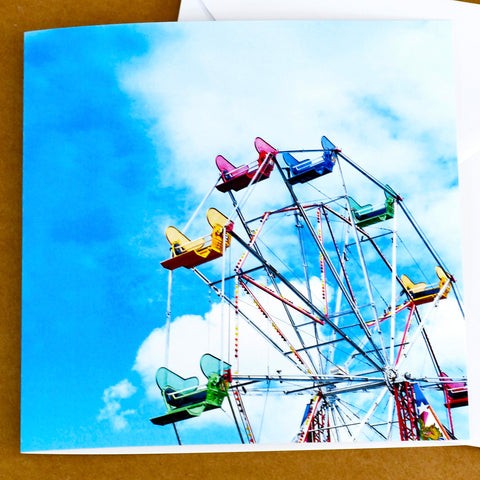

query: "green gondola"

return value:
[348, 185, 397, 228]
[151, 353, 232, 426]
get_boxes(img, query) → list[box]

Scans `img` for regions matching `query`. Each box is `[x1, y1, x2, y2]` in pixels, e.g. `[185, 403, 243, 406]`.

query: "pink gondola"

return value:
[215, 137, 277, 193]
[440, 372, 468, 409]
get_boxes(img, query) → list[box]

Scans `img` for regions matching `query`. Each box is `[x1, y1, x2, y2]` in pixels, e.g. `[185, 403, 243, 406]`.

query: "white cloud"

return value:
[120, 21, 456, 201]
[97, 379, 137, 431]
[102, 378, 137, 401]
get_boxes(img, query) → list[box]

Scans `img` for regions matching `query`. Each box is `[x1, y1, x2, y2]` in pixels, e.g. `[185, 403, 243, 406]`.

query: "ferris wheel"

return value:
[150, 135, 468, 445]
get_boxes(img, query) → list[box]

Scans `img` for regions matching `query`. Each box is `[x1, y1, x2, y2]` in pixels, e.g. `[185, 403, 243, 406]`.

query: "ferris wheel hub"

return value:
[383, 366, 398, 393]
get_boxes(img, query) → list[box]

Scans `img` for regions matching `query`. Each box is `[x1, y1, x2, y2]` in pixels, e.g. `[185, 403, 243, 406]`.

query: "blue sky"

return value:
[22, 20, 467, 452]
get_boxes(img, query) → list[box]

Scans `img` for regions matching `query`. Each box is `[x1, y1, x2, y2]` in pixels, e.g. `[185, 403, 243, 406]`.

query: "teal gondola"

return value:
[348, 185, 397, 228]
[150, 353, 232, 426]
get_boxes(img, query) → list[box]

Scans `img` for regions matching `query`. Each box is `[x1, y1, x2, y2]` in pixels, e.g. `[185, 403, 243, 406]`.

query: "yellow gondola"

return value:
[400, 266, 453, 305]
[160, 208, 234, 270]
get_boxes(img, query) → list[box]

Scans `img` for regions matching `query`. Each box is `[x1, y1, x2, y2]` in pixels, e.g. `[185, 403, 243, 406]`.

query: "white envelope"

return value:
[178, 0, 480, 447]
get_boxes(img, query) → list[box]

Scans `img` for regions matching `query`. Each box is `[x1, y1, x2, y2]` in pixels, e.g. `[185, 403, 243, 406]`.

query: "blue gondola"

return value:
[282, 136, 339, 184]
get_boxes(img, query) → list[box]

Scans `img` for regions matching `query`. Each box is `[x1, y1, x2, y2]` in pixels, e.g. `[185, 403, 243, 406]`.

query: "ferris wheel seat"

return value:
[439, 372, 468, 408]
[151, 355, 232, 426]
[348, 189, 395, 228]
[215, 155, 275, 192]
[280, 135, 339, 185]
[444, 387, 468, 408]
[282, 151, 335, 185]
[161, 209, 233, 270]
[445, 391, 469, 408]
[215, 137, 277, 193]
[400, 266, 453, 305]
